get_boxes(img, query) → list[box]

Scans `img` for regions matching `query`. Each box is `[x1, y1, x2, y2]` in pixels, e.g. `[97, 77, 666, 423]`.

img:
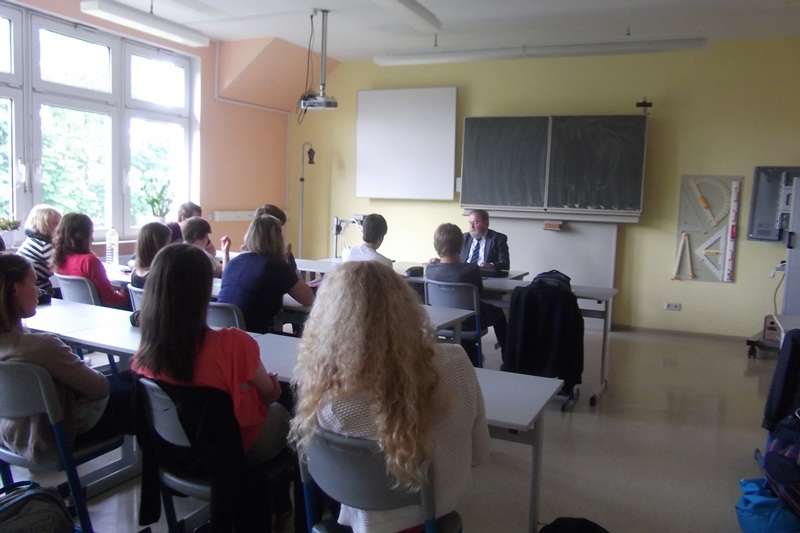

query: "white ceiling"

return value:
[116, 0, 800, 62]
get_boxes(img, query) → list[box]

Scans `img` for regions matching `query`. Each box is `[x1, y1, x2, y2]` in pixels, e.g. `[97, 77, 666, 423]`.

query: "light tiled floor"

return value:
[13, 328, 772, 532]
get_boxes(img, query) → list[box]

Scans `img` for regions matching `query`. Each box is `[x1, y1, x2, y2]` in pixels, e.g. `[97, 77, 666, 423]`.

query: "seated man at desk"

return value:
[342, 213, 393, 267]
[426, 223, 508, 365]
[460, 209, 510, 271]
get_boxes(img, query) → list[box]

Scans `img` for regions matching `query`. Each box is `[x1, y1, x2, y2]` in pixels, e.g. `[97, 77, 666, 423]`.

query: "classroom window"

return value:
[38, 103, 113, 225]
[38, 29, 111, 93]
[0, 2, 196, 237]
[0, 17, 11, 74]
[128, 117, 187, 227]
[130, 54, 186, 108]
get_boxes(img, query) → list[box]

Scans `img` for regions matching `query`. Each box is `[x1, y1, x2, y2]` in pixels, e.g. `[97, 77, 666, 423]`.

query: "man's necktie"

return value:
[469, 238, 481, 264]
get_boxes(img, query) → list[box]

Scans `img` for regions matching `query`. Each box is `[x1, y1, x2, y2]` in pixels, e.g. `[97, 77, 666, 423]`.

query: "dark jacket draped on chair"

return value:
[135, 378, 272, 531]
[763, 329, 800, 432]
[502, 279, 584, 392]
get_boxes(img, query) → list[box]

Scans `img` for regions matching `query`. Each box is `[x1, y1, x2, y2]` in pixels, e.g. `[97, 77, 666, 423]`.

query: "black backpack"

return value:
[532, 269, 572, 291]
[0, 481, 73, 531]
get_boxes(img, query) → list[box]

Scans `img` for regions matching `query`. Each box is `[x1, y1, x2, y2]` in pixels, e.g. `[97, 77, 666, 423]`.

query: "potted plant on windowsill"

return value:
[0, 216, 21, 248]
[141, 175, 173, 222]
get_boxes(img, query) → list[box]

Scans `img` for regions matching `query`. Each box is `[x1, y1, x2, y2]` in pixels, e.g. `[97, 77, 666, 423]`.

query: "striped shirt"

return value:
[16, 234, 54, 293]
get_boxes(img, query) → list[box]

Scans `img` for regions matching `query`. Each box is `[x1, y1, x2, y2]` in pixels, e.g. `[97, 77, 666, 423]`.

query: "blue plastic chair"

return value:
[0, 361, 127, 533]
[424, 279, 486, 367]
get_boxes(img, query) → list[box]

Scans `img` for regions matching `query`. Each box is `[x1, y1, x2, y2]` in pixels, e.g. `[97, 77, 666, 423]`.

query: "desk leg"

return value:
[590, 300, 611, 406]
[79, 436, 141, 498]
[529, 417, 543, 532]
[452, 323, 462, 344]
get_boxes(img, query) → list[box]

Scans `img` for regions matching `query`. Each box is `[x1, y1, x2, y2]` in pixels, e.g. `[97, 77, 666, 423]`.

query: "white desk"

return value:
[296, 257, 529, 282]
[30, 299, 474, 356]
[24, 299, 130, 336]
[423, 305, 474, 343]
[31, 300, 553, 530]
[255, 333, 561, 533]
[100, 262, 226, 299]
[101, 261, 132, 285]
[280, 295, 474, 344]
[475, 368, 563, 532]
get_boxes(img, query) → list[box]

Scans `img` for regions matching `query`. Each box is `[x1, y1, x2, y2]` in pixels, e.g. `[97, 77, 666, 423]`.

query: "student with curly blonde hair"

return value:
[290, 261, 490, 533]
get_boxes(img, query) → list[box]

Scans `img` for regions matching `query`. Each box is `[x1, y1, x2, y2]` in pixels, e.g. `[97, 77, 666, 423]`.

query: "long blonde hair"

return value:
[290, 261, 439, 489]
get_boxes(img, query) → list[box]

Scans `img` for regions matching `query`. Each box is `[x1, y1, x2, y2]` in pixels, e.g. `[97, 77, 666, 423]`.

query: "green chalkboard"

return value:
[461, 115, 647, 216]
[461, 117, 549, 208]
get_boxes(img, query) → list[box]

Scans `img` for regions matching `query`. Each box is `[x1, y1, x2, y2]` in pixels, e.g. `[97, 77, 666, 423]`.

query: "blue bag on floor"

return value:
[736, 477, 800, 533]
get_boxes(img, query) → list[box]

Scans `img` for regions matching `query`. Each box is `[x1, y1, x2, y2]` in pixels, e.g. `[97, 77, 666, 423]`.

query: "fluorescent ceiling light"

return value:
[374, 36, 708, 66]
[80, 0, 209, 47]
[372, 0, 442, 33]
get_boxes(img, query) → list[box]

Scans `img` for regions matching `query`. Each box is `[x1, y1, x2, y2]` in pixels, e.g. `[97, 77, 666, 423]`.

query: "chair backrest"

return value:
[424, 280, 480, 312]
[0, 361, 111, 532]
[0, 362, 63, 424]
[303, 427, 436, 517]
[137, 377, 270, 531]
[55, 274, 101, 306]
[128, 285, 145, 312]
[207, 302, 246, 330]
[138, 378, 192, 448]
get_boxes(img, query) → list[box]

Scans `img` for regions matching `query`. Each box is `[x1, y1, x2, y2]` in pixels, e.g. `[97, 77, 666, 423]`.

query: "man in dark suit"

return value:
[460, 209, 510, 270]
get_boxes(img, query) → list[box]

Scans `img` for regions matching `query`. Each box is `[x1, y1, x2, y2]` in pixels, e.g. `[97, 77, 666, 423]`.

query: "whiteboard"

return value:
[356, 87, 456, 200]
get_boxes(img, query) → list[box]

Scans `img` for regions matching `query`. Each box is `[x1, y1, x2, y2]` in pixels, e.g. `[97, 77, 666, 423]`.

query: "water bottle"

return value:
[106, 226, 119, 265]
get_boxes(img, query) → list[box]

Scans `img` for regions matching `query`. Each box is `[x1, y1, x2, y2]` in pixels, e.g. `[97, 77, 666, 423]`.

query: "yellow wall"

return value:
[289, 39, 800, 336]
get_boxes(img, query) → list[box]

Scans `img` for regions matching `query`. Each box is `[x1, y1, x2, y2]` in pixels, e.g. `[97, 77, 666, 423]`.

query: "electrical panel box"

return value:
[747, 166, 800, 242]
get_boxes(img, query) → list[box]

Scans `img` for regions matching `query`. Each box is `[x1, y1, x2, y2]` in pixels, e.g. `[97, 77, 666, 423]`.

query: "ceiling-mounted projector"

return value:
[300, 92, 338, 110]
[298, 9, 337, 112]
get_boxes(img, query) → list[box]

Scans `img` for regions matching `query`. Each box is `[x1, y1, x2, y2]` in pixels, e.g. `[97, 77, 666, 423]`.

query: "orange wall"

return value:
[14, 0, 289, 250]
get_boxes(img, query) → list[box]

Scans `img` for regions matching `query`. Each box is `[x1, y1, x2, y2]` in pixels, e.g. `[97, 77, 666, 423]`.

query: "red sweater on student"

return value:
[57, 253, 129, 309]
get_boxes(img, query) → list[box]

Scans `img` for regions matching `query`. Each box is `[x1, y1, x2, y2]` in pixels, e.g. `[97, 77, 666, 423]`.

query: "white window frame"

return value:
[0, 1, 197, 240]
[31, 14, 120, 103]
[123, 108, 190, 233]
[30, 92, 120, 236]
[0, 4, 22, 89]
[125, 41, 190, 117]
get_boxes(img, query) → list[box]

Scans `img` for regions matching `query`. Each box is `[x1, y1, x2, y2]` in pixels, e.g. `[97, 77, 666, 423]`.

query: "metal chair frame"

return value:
[0, 361, 128, 533]
[424, 279, 486, 367]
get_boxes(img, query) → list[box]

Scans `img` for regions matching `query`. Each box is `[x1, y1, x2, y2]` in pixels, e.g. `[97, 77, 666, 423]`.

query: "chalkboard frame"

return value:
[460, 114, 647, 222]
